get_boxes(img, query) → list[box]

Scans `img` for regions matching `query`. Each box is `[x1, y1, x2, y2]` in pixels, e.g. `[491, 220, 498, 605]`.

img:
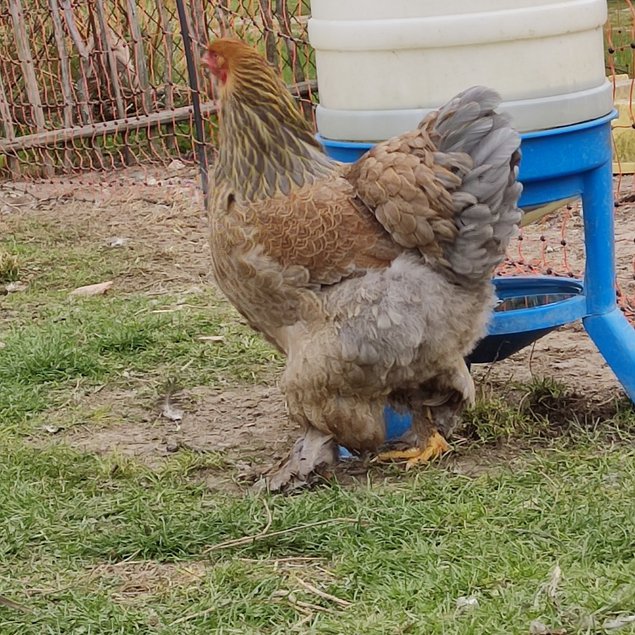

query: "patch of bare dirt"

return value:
[42, 363, 631, 491]
[473, 323, 624, 402]
[44, 380, 529, 485]
[83, 555, 336, 602]
[444, 446, 527, 478]
[1, 170, 213, 293]
[52, 385, 296, 474]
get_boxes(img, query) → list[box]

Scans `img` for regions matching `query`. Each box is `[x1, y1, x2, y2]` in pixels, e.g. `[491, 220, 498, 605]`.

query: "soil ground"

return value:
[2, 167, 634, 477]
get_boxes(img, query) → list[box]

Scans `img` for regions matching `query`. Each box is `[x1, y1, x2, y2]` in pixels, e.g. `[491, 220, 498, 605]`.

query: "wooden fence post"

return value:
[275, 0, 306, 83]
[60, 0, 93, 126]
[155, 0, 176, 150]
[93, 0, 127, 120]
[213, 0, 230, 36]
[92, 0, 129, 164]
[274, 0, 311, 120]
[125, 0, 152, 114]
[259, 0, 279, 68]
[49, 0, 76, 170]
[0, 71, 19, 176]
[9, 0, 54, 177]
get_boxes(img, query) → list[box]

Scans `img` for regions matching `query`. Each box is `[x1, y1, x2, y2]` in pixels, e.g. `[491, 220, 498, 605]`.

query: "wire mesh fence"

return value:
[0, 0, 314, 180]
[0, 1, 633, 321]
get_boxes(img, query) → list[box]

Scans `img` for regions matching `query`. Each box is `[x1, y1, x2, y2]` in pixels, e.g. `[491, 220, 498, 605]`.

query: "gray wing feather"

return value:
[431, 86, 523, 283]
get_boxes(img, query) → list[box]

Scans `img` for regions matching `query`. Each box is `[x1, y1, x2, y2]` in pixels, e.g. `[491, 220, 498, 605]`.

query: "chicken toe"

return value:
[375, 430, 451, 470]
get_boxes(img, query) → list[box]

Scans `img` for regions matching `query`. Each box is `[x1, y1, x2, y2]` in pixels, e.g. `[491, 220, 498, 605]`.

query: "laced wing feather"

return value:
[346, 86, 523, 284]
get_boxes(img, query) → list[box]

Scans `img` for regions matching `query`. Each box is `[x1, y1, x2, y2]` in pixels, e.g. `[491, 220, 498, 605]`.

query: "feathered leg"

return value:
[259, 425, 339, 492]
[375, 404, 452, 469]
[376, 360, 473, 468]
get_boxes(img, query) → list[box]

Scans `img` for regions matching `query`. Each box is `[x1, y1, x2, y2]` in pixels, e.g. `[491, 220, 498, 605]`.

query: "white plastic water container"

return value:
[308, 0, 613, 141]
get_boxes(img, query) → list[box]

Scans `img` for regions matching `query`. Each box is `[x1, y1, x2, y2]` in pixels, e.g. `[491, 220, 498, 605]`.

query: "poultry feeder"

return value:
[308, 0, 635, 443]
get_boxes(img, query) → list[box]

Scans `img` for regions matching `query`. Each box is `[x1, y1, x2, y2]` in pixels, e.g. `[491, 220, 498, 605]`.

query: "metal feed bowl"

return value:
[469, 276, 585, 364]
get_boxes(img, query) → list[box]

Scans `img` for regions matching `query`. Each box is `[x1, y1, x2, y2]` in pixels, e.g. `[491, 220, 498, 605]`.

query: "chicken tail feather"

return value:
[430, 86, 523, 283]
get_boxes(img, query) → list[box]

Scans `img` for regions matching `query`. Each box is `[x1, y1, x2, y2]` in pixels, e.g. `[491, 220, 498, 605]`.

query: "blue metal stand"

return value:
[319, 111, 635, 413]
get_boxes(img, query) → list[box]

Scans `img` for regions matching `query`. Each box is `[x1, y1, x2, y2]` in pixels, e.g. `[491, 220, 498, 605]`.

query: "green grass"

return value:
[608, 1, 635, 77]
[1, 214, 634, 634]
[0, 291, 281, 429]
[0, 438, 633, 634]
[0, 228, 281, 430]
[0, 249, 19, 283]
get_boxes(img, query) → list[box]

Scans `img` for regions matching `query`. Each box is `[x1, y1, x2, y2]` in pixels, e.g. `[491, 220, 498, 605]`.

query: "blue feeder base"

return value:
[469, 276, 585, 363]
[319, 111, 635, 446]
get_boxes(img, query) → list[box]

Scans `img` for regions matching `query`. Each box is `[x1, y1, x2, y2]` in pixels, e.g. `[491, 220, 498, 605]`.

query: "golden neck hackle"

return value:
[214, 53, 335, 201]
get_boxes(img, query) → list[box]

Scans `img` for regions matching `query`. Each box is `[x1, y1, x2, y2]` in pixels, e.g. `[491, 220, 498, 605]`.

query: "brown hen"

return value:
[202, 38, 523, 491]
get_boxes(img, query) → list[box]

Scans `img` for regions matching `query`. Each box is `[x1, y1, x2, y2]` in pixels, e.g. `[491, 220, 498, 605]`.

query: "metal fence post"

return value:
[175, 0, 209, 196]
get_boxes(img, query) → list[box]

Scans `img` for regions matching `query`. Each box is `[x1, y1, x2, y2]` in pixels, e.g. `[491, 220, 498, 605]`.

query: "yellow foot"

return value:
[375, 431, 451, 470]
